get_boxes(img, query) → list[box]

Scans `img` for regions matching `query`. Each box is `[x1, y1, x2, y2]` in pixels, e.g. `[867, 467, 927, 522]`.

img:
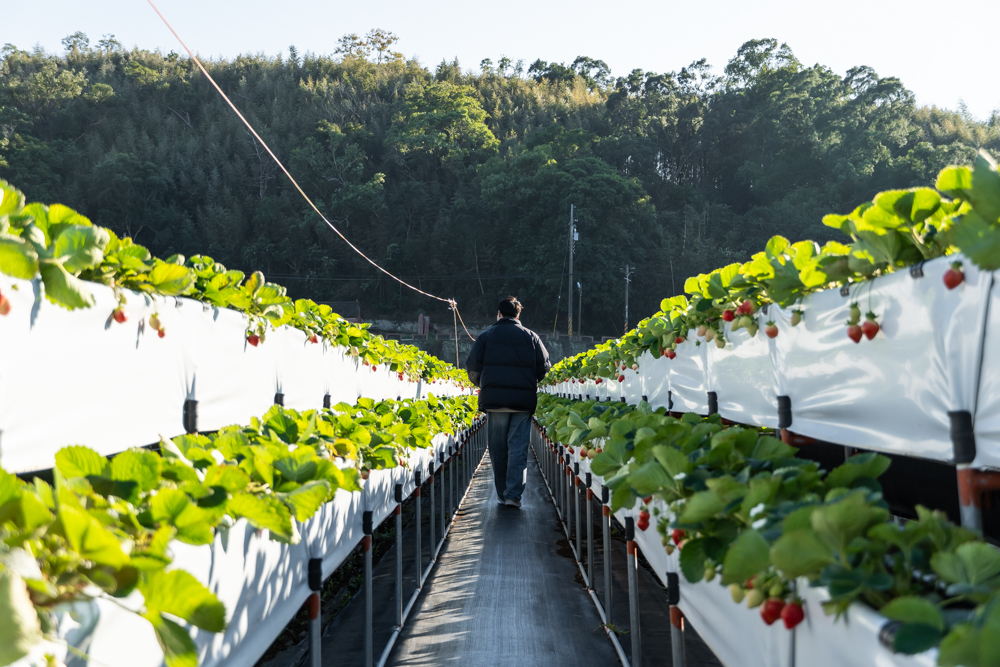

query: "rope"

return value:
[454, 302, 476, 341]
[145, 0, 465, 317]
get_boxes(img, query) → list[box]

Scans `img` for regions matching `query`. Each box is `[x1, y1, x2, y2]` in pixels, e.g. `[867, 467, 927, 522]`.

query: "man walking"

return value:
[466, 297, 551, 508]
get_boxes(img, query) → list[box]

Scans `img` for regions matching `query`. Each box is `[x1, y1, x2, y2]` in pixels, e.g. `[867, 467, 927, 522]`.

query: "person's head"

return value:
[497, 296, 522, 320]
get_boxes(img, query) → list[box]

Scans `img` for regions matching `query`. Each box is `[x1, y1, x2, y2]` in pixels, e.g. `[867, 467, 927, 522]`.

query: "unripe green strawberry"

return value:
[739, 315, 754, 329]
[745, 588, 765, 608]
[729, 584, 745, 604]
[791, 310, 803, 326]
[715, 337, 726, 349]
[705, 567, 716, 582]
[849, 302, 861, 325]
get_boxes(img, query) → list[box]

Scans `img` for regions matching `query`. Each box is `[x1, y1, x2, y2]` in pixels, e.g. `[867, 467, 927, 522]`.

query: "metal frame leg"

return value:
[586, 475, 594, 588]
[393, 485, 403, 628]
[626, 517, 641, 667]
[415, 472, 423, 589]
[574, 463, 582, 559]
[428, 463, 436, 553]
[602, 486, 612, 626]
[363, 511, 373, 667]
[308, 557, 322, 667]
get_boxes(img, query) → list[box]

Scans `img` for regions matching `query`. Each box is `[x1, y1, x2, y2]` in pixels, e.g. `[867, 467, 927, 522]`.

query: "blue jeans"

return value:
[487, 411, 532, 502]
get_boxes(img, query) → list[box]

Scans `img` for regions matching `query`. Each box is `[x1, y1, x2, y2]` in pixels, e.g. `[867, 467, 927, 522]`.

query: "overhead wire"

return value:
[144, 0, 476, 341]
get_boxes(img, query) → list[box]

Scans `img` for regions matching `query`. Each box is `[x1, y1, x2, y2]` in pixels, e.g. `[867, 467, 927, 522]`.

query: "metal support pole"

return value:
[565, 460, 573, 538]
[574, 463, 582, 559]
[308, 558, 322, 667]
[428, 463, 436, 553]
[363, 511, 373, 667]
[415, 471, 423, 589]
[439, 452, 447, 533]
[667, 571, 685, 667]
[626, 517, 641, 667]
[394, 484, 403, 628]
[602, 485, 612, 626]
[586, 474, 594, 588]
[449, 446, 456, 518]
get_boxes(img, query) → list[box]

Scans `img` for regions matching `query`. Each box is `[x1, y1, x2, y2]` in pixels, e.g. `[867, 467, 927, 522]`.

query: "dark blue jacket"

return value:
[466, 318, 551, 412]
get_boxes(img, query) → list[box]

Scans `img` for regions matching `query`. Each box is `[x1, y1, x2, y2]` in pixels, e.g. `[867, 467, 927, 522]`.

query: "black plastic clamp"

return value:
[707, 391, 718, 416]
[274, 392, 284, 406]
[910, 261, 926, 279]
[666, 572, 680, 605]
[394, 483, 403, 504]
[363, 510, 373, 535]
[949, 410, 977, 464]
[309, 557, 323, 592]
[601, 485, 609, 504]
[777, 395, 792, 429]
[586, 472, 592, 487]
[323, 394, 331, 409]
[625, 516, 635, 541]
[415, 470, 422, 486]
[668, 390, 673, 411]
[574, 462, 580, 476]
[183, 399, 198, 434]
[642, 395, 649, 403]
[879, 621, 902, 650]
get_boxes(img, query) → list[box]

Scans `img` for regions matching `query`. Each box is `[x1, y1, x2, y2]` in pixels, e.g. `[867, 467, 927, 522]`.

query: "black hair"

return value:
[498, 296, 522, 318]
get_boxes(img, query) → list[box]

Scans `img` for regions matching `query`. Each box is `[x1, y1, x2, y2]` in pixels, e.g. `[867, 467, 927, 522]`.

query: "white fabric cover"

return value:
[707, 319, 779, 429]
[0, 277, 462, 473]
[666, 339, 709, 414]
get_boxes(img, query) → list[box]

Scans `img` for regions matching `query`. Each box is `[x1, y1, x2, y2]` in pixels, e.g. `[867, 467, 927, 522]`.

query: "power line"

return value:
[145, 0, 476, 341]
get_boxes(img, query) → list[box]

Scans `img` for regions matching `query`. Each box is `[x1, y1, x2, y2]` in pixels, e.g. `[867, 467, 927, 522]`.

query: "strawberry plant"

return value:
[0, 394, 477, 666]
[536, 394, 1000, 663]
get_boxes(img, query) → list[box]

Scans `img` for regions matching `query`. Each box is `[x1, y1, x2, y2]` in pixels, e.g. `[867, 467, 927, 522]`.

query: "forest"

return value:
[1, 30, 998, 336]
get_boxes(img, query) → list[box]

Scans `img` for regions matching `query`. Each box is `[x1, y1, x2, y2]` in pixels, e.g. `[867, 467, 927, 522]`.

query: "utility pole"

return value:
[552, 294, 561, 336]
[624, 264, 633, 332]
[567, 204, 575, 338]
[577, 282, 582, 339]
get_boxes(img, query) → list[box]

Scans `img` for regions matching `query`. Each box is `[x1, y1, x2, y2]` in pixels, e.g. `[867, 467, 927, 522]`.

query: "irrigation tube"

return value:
[375, 425, 489, 667]
[531, 429, 631, 667]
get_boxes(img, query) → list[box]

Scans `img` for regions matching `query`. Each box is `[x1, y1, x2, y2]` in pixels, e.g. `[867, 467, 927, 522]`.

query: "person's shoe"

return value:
[497, 496, 506, 505]
[505, 499, 522, 508]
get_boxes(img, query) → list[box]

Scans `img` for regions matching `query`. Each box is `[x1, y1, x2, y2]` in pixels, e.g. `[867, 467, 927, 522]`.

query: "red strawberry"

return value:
[944, 264, 964, 290]
[112, 308, 127, 323]
[595, 447, 602, 454]
[0, 294, 11, 316]
[596, 378, 603, 384]
[781, 601, 805, 629]
[309, 333, 319, 344]
[643, 496, 652, 504]
[618, 375, 625, 382]
[739, 299, 755, 315]
[847, 324, 863, 344]
[722, 310, 735, 322]
[671, 529, 685, 545]
[371, 365, 377, 372]
[158, 328, 166, 338]
[666, 350, 677, 360]
[398, 372, 404, 381]
[637, 518, 650, 531]
[862, 313, 879, 340]
[765, 321, 778, 338]
[247, 334, 260, 347]
[675, 336, 686, 345]
[761, 598, 785, 626]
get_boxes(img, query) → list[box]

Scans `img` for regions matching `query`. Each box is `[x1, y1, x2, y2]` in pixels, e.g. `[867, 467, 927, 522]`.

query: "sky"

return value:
[4, 0, 1000, 120]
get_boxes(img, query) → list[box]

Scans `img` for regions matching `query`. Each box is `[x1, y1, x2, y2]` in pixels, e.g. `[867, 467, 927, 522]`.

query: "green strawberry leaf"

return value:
[140, 569, 226, 632]
[55, 445, 107, 478]
[721, 529, 771, 585]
